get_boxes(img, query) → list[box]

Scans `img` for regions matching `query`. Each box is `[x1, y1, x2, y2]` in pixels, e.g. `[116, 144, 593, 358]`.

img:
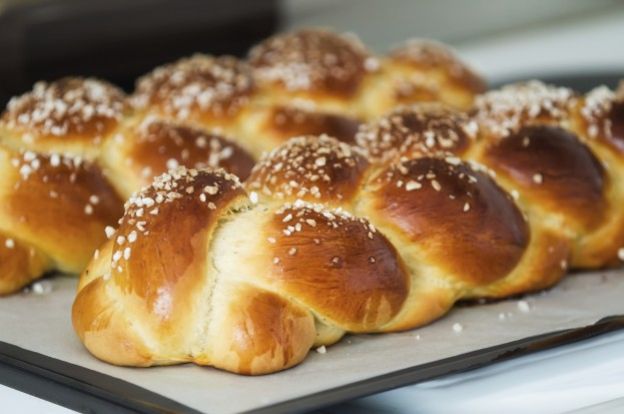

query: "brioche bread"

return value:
[0, 29, 483, 295]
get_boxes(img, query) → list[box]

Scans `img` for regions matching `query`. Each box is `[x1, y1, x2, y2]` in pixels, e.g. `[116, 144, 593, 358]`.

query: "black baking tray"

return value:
[1, 316, 623, 414]
[0, 73, 622, 414]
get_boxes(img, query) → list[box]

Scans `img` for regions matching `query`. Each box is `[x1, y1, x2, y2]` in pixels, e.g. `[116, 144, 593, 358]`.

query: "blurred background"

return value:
[1, 0, 624, 106]
[285, 0, 624, 85]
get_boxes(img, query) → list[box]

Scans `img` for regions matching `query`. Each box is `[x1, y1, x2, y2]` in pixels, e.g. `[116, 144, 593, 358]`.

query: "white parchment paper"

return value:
[0, 269, 622, 414]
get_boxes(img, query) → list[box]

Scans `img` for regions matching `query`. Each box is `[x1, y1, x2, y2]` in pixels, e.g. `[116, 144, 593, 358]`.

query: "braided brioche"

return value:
[358, 82, 624, 270]
[72, 78, 624, 374]
[0, 28, 483, 295]
[132, 28, 484, 154]
[63, 138, 559, 375]
[470, 81, 624, 268]
[0, 80, 127, 293]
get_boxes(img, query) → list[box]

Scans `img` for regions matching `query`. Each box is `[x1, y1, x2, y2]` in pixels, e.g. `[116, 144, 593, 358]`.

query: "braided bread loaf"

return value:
[471, 81, 624, 268]
[0, 80, 128, 293]
[0, 29, 482, 295]
[72, 79, 624, 375]
[356, 84, 624, 271]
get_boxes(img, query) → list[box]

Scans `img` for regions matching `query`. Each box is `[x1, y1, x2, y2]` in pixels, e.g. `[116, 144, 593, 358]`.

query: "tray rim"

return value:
[1, 316, 623, 414]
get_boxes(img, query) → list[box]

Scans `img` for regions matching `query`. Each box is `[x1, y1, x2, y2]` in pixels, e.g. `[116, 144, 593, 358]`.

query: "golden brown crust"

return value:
[473, 81, 576, 138]
[73, 167, 411, 374]
[132, 55, 254, 123]
[246, 135, 369, 205]
[609, 101, 624, 150]
[568, 87, 624, 267]
[365, 39, 485, 114]
[0, 234, 50, 295]
[580, 86, 624, 153]
[0, 147, 123, 275]
[389, 39, 486, 95]
[73, 111, 621, 374]
[131, 119, 255, 179]
[111, 168, 244, 309]
[466, 229, 570, 299]
[367, 156, 528, 285]
[263, 106, 361, 145]
[483, 125, 606, 232]
[0, 78, 128, 154]
[98, 169, 247, 363]
[205, 283, 316, 375]
[473, 80, 624, 267]
[356, 103, 477, 162]
[73, 169, 257, 368]
[249, 28, 376, 97]
[263, 203, 408, 332]
[0, 77, 128, 292]
[104, 119, 255, 198]
[72, 275, 154, 366]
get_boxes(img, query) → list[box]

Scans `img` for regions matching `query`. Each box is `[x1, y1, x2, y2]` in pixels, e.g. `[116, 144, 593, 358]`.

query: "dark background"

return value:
[0, 0, 279, 105]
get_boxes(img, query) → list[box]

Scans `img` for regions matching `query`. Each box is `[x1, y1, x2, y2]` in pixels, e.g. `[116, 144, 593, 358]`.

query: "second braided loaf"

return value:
[0, 28, 483, 295]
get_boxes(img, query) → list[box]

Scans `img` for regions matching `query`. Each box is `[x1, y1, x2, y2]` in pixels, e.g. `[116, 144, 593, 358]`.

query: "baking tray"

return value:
[0, 73, 623, 414]
[1, 269, 623, 414]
